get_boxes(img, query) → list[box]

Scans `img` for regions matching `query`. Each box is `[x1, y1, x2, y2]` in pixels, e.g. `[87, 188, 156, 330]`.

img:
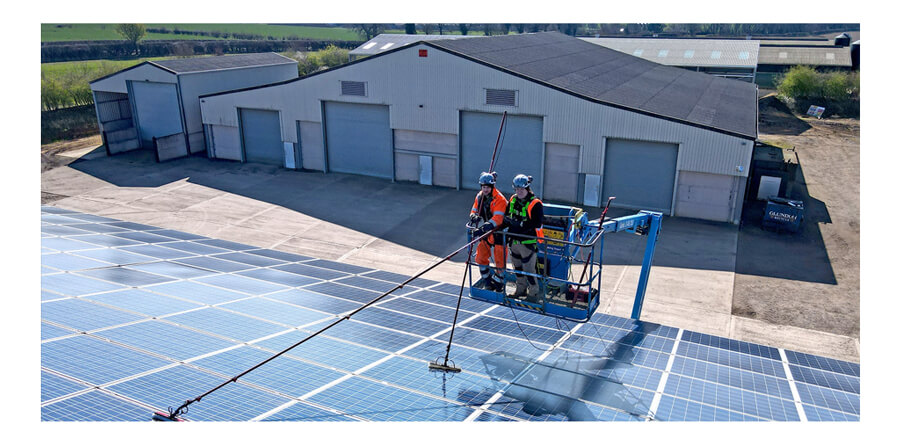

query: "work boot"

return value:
[513, 283, 527, 298]
[489, 275, 505, 292]
[526, 285, 541, 303]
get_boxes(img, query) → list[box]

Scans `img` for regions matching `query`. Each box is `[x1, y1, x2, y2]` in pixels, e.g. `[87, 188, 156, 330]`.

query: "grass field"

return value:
[42, 24, 362, 42]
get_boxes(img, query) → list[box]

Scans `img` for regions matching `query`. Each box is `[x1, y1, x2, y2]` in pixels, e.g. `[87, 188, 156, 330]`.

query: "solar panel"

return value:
[40, 207, 861, 422]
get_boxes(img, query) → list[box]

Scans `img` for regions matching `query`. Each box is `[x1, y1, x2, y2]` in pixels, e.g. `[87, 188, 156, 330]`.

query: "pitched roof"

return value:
[350, 33, 477, 57]
[581, 37, 759, 68]
[757, 46, 852, 67]
[151, 52, 296, 74]
[430, 32, 758, 139]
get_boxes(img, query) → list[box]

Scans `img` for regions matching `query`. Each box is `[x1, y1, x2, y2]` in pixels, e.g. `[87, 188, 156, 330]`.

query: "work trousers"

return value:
[509, 242, 538, 291]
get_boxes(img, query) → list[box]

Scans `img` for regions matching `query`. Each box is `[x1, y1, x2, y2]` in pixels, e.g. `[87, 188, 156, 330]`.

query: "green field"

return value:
[42, 24, 362, 42]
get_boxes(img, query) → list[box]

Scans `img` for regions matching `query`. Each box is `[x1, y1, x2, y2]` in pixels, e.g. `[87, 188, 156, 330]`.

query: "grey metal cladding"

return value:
[430, 32, 757, 139]
[152, 53, 295, 74]
[341, 81, 367, 96]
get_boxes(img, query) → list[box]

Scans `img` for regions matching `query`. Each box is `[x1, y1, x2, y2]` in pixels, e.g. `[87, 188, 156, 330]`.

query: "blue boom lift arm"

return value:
[581, 210, 663, 320]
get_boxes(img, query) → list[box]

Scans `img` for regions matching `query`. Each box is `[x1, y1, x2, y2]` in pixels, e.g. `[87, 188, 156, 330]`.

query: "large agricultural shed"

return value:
[580, 37, 760, 83]
[199, 32, 758, 223]
[89, 53, 298, 160]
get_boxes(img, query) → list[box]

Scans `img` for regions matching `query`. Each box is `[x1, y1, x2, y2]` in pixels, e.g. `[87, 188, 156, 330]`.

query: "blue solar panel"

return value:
[127, 261, 217, 279]
[148, 280, 250, 305]
[42, 297, 146, 331]
[262, 401, 360, 421]
[106, 365, 290, 421]
[273, 263, 349, 280]
[42, 335, 171, 385]
[39, 207, 861, 422]
[42, 237, 100, 252]
[267, 288, 362, 314]
[78, 267, 176, 287]
[245, 248, 312, 263]
[195, 238, 257, 251]
[72, 247, 156, 265]
[255, 330, 391, 372]
[676, 341, 787, 378]
[42, 370, 89, 402]
[211, 251, 287, 267]
[95, 320, 237, 361]
[85, 288, 204, 317]
[41, 389, 153, 421]
[164, 308, 291, 342]
[793, 380, 859, 415]
[306, 376, 476, 421]
[237, 268, 321, 287]
[671, 356, 794, 399]
[193, 274, 288, 296]
[662, 373, 800, 420]
[42, 252, 112, 271]
[219, 297, 330, 327]
[42, 322, 75, 340]
[192, 346, 346, 397]
[174, 255, 255, 272]
[362, 355, 499, 406]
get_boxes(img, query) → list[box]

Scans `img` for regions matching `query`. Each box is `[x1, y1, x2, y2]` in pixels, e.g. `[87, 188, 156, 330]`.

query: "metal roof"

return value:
[757, 46, 852, 67]
[431, 32, 758, 140]
[350, 33, 478, 57]
[150, 52, 297, 74]
[580, 37, 759, 68]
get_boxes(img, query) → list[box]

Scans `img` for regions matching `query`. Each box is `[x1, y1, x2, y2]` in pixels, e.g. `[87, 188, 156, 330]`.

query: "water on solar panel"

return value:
[306, 375, 476, 421]
[194, 273, 289, 296]
[245, 248, 312, 263]
[211, 251, 286, 267]
[174, 255, 256, 272]
[41, 273, 126, 297]
[273, 263, 349, 280]
[78, 267, 177, 287]
[72, 248, 157, 266]
[237, 268, 321, 287]
[41, 252, 112, 271]
[127, 261, 217, 280]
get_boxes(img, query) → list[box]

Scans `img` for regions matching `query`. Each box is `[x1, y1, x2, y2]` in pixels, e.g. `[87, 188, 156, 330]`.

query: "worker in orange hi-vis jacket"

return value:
[469, 171, 508, 292]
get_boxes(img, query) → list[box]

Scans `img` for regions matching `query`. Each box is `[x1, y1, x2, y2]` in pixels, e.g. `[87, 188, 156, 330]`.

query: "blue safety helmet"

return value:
[478, 171, 497, 186]
[513, 174, 532, 189]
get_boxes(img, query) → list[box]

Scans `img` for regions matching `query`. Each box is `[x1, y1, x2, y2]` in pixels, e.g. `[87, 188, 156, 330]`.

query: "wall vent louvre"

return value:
[341, 81, 367, 97]
[485, 89, 517, 107]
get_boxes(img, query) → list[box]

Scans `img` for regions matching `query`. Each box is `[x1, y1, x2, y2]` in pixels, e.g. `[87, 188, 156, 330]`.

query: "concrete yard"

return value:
[41, 142, 859, 362]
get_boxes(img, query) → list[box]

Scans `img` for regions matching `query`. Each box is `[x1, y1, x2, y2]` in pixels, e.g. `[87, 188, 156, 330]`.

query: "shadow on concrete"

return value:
[64, 149, 825, 282]
[735, 163, 837, 284]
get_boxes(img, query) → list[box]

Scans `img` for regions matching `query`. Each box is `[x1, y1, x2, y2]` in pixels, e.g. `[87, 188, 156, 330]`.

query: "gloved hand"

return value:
[504, 216, 524, 229]
[472, 223, 493, 237]
[469, 213, 480, 224]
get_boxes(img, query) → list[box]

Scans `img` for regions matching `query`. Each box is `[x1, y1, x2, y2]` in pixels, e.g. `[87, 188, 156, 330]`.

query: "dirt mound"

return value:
[758, 94, 812, 135]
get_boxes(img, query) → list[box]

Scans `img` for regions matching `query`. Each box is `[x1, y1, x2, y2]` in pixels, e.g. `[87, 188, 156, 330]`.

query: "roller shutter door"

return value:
[544, 143, 580, 203]
[324, 102, 392, 179]
[602, 139, 678, 212]
[130, 81, 183, 148]
[460, 112, 543, 195]
[239, 109, 283, 165]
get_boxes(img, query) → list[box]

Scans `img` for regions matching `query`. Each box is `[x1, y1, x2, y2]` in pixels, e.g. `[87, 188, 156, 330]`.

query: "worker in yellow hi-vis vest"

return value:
[501, 174, 544, 302]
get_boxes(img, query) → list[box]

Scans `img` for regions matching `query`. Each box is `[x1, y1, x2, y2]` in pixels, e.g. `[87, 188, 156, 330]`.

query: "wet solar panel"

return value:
[40, 207, 860, 421]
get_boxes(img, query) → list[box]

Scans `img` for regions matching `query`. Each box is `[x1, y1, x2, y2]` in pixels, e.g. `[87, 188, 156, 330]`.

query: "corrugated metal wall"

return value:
[201, 43, 752, 181]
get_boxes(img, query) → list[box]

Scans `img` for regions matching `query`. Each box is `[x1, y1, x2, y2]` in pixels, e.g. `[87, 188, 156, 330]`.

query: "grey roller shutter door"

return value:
[544, 143, 580, 204]
[324, 102, 392, 179]
[131, 81, 183, 148]
[602, 139, 678, 212]
[460, 112, 543, 196]
[240, 109, 283, 166]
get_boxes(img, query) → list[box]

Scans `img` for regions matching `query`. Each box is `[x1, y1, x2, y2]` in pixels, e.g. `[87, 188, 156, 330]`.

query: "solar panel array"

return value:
[41, 206, 860, 422]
